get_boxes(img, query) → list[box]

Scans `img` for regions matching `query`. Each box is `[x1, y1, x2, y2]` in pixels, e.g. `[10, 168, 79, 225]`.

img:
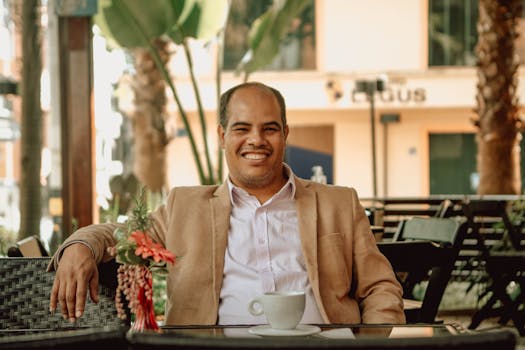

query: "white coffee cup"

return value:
[248, 291, 306, 329]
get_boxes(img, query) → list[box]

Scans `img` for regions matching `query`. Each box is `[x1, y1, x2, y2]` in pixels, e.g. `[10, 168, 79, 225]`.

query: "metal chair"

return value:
[378, 216, 468, 323]
[462, 199, 525, 335]
[0, 257, 128, 330]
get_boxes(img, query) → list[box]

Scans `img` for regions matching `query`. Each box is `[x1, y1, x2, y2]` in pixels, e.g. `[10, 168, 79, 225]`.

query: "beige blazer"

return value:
[51, 177, 405, 325]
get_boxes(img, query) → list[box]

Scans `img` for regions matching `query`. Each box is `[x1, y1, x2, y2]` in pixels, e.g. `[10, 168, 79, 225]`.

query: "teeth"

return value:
[244, 153, 266, 160]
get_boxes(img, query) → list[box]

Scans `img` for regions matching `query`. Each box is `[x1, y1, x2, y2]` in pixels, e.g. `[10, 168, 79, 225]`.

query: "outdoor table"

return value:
[126, 323, 516, 350]
[0, 323, 516, 350]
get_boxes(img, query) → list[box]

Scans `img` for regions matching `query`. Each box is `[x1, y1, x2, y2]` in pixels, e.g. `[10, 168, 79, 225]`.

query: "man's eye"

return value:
[265, 127, 279, 132]
[233, 127, 248, 132]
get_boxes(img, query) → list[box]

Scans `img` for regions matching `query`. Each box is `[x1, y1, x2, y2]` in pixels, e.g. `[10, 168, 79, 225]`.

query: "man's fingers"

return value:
[58, 286, 69, 320]
[49, 243, 98, 322]
[88, 272, 100, 305]
[49, 278, 59, 313]
[75, 278, 88, 318]
[66, 280, 78, 322]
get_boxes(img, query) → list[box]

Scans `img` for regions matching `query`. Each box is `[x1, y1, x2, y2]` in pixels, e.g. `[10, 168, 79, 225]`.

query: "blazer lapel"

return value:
[210, 183, 232, 305]
[294, 179, 320, 282]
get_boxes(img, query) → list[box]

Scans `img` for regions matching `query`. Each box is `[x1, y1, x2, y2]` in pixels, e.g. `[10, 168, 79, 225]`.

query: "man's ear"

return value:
[218, 124, 226, 148]
[284, 125, 289, 141]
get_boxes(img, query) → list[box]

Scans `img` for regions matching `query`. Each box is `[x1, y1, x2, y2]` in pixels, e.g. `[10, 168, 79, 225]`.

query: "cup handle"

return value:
[248, 298, 263, 316]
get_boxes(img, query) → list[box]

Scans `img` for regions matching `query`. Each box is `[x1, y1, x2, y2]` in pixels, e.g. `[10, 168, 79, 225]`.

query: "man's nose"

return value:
[247, 130, 265, 145]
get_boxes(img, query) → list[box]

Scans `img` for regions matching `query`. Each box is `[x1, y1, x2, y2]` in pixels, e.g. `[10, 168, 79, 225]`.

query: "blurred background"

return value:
[0, 0, 524, 254]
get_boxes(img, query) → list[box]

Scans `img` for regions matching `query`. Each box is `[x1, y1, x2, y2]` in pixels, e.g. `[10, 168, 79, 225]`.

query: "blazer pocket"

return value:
[318, 233, 350, 295]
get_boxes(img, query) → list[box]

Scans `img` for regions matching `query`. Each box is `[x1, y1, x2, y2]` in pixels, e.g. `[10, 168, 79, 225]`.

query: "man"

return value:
[49, 81, 405, 325]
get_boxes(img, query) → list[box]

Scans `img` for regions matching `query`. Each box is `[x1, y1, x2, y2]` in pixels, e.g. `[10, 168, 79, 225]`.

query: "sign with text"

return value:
[326, 78, 427, 106]
[351, 86, 426, 104]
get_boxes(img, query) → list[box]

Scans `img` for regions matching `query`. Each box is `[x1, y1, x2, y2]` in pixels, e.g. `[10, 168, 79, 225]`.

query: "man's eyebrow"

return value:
[229, 121, 282, 129]
[263, 121, 282, 129]
[230, 121, 251, 128]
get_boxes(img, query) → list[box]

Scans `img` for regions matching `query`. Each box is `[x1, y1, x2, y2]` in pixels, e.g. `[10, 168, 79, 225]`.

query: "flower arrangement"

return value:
[109, 189, 175, 331]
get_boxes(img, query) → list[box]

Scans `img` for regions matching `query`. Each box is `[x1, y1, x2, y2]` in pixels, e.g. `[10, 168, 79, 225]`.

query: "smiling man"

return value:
[219, 83, 289, 203]
[49, 81, 405, 326]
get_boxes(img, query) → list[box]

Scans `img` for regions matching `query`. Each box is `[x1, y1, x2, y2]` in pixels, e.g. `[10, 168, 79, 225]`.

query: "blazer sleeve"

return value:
[348, 188, 406, 324]
[47, 222, 121, 271]
[47, 190, 177, 272]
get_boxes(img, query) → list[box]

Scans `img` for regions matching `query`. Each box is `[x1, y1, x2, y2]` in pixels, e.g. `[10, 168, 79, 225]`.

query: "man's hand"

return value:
[49, 243, 99, 322]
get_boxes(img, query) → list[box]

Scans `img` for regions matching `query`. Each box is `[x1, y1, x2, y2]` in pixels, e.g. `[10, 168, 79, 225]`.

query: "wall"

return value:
[319, 0, 426, 72]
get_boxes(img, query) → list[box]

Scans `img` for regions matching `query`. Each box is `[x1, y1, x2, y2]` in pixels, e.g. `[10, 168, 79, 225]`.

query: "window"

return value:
[223, 0, 315, 71]
[429, 133, 477, 194]
[429, 133, 525, 194]
[429, 0, 525, 67]
[428, 0, 478, 67]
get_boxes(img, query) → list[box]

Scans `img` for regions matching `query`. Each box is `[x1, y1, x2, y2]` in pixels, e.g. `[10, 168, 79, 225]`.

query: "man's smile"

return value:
[240, 150, 271, 160]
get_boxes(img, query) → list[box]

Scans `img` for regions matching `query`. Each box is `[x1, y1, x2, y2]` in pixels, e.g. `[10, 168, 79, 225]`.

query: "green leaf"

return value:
[95, 0, 178, 49]
[168, 0, 229, 44]
[128, 187, 152, 231]
[113, 227, 127, 241]
[116, 249, 130, 265]
[125, 249, 144, 265]
[246, 11, 273, 52]
[171, 0, 198, 27]
[236, 0, 310, 75]
[154, 267, 169, 275]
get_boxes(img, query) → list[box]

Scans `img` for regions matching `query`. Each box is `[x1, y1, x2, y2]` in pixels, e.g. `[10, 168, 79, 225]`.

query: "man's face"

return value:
[218, 85, 289, 191]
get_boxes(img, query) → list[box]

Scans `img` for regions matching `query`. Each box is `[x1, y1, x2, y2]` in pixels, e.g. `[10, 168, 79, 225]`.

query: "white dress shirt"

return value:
[218, 166, 324, 325]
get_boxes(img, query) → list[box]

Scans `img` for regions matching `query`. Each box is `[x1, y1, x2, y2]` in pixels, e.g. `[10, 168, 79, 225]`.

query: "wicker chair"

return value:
[0, 257, 128, 330]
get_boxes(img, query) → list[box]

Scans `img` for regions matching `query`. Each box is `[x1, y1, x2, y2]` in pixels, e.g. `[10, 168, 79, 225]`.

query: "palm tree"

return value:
[129, 38, 171, 193]
[475, 0, 522, 194]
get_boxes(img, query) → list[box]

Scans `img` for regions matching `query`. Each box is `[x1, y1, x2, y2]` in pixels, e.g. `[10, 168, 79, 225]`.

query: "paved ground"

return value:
[438, 310, 524, 349]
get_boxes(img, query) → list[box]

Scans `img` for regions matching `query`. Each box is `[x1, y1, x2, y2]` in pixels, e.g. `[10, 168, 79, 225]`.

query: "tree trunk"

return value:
[475, 0, 522, 194]
[18, 0, 43, 239]
[129, 38, 171, 193]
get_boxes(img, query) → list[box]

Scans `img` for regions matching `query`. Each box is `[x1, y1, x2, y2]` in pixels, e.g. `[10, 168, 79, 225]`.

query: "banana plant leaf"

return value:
[236, 0, 310, 75]
[95, 0, 227, 49]
[168, 0, 229, 44]
[95, 0, 174, 48]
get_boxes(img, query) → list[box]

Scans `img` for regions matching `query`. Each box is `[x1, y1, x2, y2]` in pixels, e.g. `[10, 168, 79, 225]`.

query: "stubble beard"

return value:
[236, 167, 276, 188]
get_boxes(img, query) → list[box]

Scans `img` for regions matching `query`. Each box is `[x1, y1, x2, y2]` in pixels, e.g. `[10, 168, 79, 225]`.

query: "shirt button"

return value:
[258, 239, 265, 244]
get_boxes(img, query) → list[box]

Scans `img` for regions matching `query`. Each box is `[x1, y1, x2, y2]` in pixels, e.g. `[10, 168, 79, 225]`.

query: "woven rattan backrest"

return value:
[0, 257, 126, 329]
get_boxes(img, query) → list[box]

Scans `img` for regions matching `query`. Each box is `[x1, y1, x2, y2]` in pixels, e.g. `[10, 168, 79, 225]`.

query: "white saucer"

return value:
[248, 324, 321, 337]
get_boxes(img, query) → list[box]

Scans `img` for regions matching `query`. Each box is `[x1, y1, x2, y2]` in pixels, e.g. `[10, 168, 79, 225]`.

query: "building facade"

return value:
[165, 0, 524, 198]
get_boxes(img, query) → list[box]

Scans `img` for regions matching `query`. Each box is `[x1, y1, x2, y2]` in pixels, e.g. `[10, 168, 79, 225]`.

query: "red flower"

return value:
[129, 231, 176, 264]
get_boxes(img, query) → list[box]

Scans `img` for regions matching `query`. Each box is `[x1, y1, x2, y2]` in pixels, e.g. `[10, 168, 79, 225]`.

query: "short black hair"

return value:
[219, 82, 287, 128]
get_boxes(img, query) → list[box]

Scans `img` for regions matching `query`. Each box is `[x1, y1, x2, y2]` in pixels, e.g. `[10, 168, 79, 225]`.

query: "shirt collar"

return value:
[227, 163, 296, 205]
